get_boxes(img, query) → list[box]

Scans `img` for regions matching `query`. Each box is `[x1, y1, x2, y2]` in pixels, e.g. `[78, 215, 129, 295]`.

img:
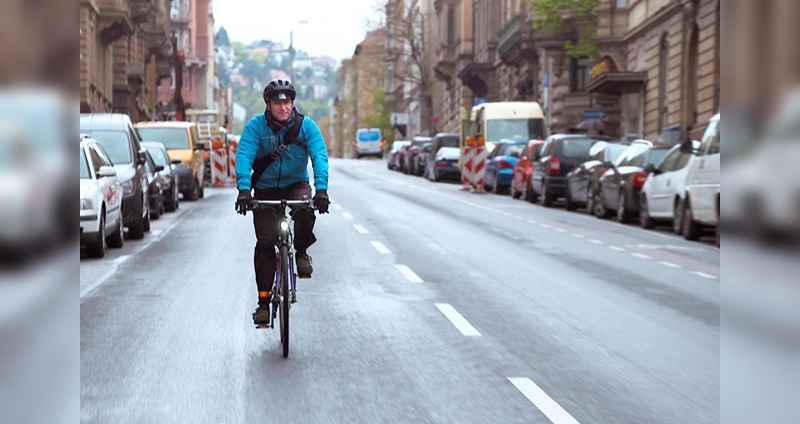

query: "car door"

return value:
[692, 120, 720, 223]
[484, 143, 503, 186]
[87, 144, 113, 233]
[92, 143, 122, 228]
[648, 147, 681, 216]
[532, 137, 555, 194]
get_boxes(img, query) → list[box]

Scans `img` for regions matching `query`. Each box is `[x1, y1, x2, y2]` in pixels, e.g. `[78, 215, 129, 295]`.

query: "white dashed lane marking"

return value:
[608, 246, 626, 252]
[341, 212, 353, 220]
[659, 261, 682, 268]
[507, 378, 581, 424]
[435, 303, 481, 336]
[370, 241, 391, 254]
[589, 239, 605, 245]
[691, 271, 718, 280]
[353, 224, 369, 234]
[630, 252, 653, 260]
[395, 264, 423, 283]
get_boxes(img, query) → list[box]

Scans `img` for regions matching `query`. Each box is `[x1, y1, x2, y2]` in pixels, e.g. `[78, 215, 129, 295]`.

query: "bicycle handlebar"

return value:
[248, 199, 315, 209]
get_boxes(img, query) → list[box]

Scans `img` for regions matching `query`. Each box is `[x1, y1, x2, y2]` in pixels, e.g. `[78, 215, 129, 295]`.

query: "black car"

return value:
[413, 142, 433, 176]
[142, 141, 180, 212]
[80, 113, 151, 239]
[565, 141, 629, 211]
[142, 150, 166, 220]
[402, 136, 433, 175]
[425, 146, 462, 182]
[594, 141, 672, 223]
[531, 134, 610, 206]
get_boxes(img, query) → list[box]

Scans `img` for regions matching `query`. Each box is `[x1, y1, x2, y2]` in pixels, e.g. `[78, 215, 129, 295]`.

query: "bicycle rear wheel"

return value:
[279, 245, 290, 358]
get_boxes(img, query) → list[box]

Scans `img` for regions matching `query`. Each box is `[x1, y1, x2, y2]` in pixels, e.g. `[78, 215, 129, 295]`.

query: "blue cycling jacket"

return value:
[235, 113, 329, 191]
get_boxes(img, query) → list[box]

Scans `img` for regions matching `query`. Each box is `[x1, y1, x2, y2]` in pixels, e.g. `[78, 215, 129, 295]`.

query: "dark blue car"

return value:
[483, 140, 527, 194]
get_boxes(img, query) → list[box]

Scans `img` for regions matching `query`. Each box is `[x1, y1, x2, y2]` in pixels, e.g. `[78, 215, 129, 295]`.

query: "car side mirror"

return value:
[679, 139, 696, 155]
[644, 163, 660, 175]
[137, 151, 148, 165]
[97, 165, 117, 178]
[170, 158, 182, 165]
[155, 165, 165, 172]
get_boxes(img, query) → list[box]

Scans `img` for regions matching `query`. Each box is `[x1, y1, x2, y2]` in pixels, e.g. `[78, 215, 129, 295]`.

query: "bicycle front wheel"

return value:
[279, 244, 290, 358]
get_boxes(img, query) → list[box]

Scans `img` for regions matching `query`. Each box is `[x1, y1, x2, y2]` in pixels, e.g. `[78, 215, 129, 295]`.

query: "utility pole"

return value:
[171, 32, 186, 122]
[289, 30, 295, 82]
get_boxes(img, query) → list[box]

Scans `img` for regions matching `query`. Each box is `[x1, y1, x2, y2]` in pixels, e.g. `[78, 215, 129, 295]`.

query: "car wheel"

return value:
[673, 199, 684, 234]
[143, 198, 151, 232]
[541, 183, 554, 207]
[527, 184, 538, 203]
[617, 190, 632, 224]
[198, 183, 204, 199]
[107, 217, 124, 248]
[492, 174, 503, 194]
[639, 195, 655, 229]
[187, 179, 200, 201]
[594, 191, 611, 219]
[682, 199, 702, 241]
[86, 213, 106, 258]
[586, 187, 594, 214]
[565, 185, 577, 211]
[510, 180, 521, 199]
[150, 198, 161, 220]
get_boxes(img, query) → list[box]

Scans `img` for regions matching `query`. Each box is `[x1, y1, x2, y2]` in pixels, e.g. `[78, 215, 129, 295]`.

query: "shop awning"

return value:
[586, 72, 647, 94]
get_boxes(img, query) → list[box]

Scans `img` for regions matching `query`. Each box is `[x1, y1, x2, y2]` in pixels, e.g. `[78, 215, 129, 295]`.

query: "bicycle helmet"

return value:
[263, 79, 296, 103]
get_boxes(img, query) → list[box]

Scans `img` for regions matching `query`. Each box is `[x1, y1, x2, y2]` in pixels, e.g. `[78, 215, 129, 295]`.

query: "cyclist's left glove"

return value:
[236, 189, 252, 215]
[313, 189, 330, 214]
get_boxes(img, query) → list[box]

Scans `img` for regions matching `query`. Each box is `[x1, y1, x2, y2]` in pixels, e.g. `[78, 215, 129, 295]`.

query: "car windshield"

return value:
[506, 143, 527, 157]
[145, 146, 170, 167]
[136, 128, 190, 149]
[357, 130, 381, 142]
[606, 144, 628, 162]
[80, 130, 131, 164]
[561, 138, 598, 158]
[486, 119, 545, 142]
[437, 136, 460, 149]
[436, 147, 460, 160]
[80, 148, 91, 179]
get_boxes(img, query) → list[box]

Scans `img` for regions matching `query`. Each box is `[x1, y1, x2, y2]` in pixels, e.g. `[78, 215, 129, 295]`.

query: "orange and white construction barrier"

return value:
[210, 144, 229, 187]
[227, 141, 238, 185]
[471, 145, 488, 194]
[461, 138, 475, 191]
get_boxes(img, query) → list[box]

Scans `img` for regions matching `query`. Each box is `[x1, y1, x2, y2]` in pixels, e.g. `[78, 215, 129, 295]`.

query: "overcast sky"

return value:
[214, 0, 385, 63]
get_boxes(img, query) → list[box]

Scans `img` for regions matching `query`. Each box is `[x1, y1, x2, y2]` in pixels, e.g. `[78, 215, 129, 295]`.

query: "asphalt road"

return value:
[80, 158, 719, 423]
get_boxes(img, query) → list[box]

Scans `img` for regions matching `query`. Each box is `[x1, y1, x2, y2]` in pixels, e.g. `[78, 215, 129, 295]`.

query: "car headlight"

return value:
[121, 180, 135, 195]
[279, 221, 289, 231]
[81, 198, 94, 210]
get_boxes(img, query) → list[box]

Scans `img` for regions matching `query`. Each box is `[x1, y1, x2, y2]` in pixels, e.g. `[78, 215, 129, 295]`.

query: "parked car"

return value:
[565, 141, 628, 211]
[679, 113, 721, 240]
[639, 141, 700, 230]
[413, 142, 433, 176]
[430, 133, 460, 156]
[135, 121, 205, 201]
[80, 113, 151, 239]
[595, 141, 672, 223]
[402, 136, 433, 175]
[510, 140, 545, 201]
[141, 150, 166, 220]
[531, 134, 610, 206]
[425, 146, 461, 182]
[80, 137, 124, 258]
[387, 140, 410, 170]
[484, 140, 528, 194]
[142, 141, 180, 212]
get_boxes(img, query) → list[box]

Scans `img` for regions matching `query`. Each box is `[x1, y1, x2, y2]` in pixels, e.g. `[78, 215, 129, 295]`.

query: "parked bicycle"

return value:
[247, 198, 316, 358]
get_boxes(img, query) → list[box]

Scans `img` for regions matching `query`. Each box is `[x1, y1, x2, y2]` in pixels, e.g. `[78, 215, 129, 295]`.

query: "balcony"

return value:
[130, 0, 156, 25]
[434, 44, 456, 83]
[97, 0, 134, 45]
[497, 15, 536, 67]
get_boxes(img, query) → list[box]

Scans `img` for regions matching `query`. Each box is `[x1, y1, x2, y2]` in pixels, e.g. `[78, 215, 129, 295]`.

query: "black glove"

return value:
[235, 189, 252, 215]
[313, 189, 330, 214]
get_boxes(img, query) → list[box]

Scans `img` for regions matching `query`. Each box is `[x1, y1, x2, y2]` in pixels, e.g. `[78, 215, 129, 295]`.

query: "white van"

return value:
[354, 128, 384, 159]
[680, 113, 720, 240]
[462, 102, 547, 154]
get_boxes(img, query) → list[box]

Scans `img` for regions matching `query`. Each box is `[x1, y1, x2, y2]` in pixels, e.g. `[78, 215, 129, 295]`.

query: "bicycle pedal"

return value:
[255, 323, 270, 329]
[298, 275, 311, 279]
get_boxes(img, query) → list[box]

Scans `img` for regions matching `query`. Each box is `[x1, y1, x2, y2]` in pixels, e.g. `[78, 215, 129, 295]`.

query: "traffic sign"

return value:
[582, 109, 607, 120]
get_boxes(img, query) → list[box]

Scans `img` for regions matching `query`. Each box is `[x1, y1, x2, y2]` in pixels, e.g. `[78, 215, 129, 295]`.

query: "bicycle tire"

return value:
[279, 244, 290, 358]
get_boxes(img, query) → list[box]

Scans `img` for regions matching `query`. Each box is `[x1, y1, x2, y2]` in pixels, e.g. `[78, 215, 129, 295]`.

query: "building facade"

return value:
[80, 0, 173, 122]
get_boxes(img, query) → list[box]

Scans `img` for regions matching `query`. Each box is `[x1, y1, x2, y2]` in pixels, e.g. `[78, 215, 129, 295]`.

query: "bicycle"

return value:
[248, 198, 315, 358]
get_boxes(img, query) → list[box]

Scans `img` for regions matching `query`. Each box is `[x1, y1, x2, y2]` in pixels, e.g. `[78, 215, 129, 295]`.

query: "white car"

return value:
[80, 137, 124, 258]
[680, 113, 721, 241]
[639, 141, 700, 231]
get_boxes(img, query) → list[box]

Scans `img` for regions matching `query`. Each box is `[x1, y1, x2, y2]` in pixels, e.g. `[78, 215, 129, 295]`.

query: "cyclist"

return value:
[235, 79, 330, 325]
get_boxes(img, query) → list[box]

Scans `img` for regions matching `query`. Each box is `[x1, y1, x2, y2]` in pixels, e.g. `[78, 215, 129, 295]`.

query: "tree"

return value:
[362, 87, 394, 145]
[525, 0, 600, 58]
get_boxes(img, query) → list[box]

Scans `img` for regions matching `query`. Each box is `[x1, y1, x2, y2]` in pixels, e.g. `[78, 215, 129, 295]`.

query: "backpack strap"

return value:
[250, 113, 305, 187]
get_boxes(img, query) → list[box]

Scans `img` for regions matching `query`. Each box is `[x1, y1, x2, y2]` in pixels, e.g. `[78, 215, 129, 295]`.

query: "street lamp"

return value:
[288, 20, 309, 83]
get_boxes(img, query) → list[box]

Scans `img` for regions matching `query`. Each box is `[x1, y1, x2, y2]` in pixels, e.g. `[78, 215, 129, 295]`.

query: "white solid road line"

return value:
[341, 212, 353, 220]
[395, 264, 423, 283]
[659, 261, 682, 268]
[370, 241, 391, 254]
[332, 203, 343, 211]
[691, 271, 718, 280]
[630, 252, 653, 260]
[435, 303, 481, 336]
[353, 224, 369, 234]
[507, 377, 581, 424]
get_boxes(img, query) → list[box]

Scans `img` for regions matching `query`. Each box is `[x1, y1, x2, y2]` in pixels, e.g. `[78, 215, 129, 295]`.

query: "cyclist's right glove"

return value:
[236, 189, 252, 215]
[313, 189, 330, 214]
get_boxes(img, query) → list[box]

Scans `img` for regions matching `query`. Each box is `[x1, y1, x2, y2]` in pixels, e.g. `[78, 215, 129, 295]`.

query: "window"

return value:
[136, 128, 191, 149]
[447, 7, 455, 46]
[615, 0, 627, 8]
[658, 33, 668, 132]
[673, 152, 692, 170]
[80, 131, 132, 164]
[571, 58, 589, 92]
[644, 148, 671, 167]
[658, 148, 682, 172]
[91, 145, 113, 167]
[79, 148, 91, 179]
